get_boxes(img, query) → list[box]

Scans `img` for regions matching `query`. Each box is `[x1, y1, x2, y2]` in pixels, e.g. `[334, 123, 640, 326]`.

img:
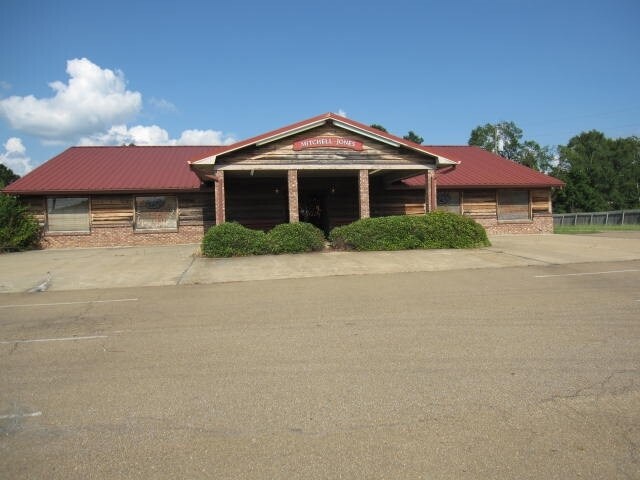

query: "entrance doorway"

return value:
[297, 175, 358, 234]
[299, 192, 328, 232]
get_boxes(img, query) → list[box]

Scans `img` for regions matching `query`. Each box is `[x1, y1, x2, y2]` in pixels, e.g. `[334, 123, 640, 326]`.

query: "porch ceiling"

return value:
[219, 168, 424, 181]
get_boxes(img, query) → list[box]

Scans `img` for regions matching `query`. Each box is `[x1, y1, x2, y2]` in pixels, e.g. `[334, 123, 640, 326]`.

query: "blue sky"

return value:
[1, 0, 639, 175]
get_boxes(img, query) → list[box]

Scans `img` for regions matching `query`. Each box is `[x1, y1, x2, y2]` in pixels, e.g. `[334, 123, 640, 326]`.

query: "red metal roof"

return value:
[3, 117, 564, 195]
[402, 146, 564, 188]
[4, 146, 223, 194]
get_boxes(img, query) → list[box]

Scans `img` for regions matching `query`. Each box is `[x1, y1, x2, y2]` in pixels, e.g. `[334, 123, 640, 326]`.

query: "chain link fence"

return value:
[553, 210, 640, 226]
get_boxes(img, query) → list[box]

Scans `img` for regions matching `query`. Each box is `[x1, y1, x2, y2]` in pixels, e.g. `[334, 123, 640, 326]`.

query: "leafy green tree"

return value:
[552, 131, 640, 212]
[519, 140, 555, 172]
[468, 121, 555, 172]
[469, 121, 523, 160]
[0, 164, 19, 189]
[403, 131, 424, 144]
[617, 136, 640, 208]
[370, 125, 425, 145]
[0, 195, 41, 251]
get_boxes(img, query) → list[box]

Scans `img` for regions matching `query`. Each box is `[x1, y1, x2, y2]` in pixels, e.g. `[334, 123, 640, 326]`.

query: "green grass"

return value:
[554, 224, 640, 234]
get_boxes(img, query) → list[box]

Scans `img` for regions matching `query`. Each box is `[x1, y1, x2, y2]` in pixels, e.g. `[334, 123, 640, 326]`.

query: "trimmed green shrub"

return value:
[329, 212, 490, 251]
[266, 222, 326, 254]
[421, 210, 490, 248]
[0, 195, 41, 252]
[201, 222, 268, 257]
[329, 215, 428, 251]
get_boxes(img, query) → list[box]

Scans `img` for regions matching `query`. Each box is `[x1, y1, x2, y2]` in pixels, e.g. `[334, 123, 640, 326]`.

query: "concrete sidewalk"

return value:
[1, 232, 639, 293]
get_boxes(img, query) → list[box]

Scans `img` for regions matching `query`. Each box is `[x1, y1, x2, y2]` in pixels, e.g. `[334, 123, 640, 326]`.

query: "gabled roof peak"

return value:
[192, 112, 457, 166]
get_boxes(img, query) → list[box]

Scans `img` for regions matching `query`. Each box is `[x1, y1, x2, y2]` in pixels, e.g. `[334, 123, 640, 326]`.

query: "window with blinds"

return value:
[497, 190, 530, 221]
[135, 196, 178, 231]
[46, 197, 90, 232]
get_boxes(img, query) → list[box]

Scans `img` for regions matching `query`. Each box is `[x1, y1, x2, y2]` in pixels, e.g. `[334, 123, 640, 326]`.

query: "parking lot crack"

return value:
[541, 369, 640, 404]
[176, 256, 196, 285]
[489, 249, 554, 266]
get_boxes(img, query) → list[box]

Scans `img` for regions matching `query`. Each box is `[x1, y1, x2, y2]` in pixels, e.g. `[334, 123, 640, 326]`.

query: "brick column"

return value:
[214, 170, 226, 225]
[358, 169, 370, 219]
[425, 171, 434, 213]
[287, 170, 299, 223]
[430, 170, 437, 213]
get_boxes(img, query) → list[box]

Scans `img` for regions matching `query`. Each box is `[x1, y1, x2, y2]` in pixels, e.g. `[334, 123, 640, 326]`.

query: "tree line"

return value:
[467, 121, 640, 213]
[372, 121, 640, 213]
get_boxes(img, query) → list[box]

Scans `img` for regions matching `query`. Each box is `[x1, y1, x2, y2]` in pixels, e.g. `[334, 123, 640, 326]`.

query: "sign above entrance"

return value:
[293, 136, 364, 152]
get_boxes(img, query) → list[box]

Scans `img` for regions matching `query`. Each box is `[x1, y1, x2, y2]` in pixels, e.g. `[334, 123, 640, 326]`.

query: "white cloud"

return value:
[0, 58, 235, 151]
[0, 137, 34, 175]
[336, 109, 348, 117]
[0, 58, 141, 140]
[79, 125, 168, 146]
[0, 81, 11, 91]
[79, 124, 235, 146]
[176, 129, 235, 145]
[148, 97, 177, 113]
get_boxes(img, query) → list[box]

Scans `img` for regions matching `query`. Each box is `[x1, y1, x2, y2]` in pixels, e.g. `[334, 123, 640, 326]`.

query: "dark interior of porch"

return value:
[223, 170, 428, 233]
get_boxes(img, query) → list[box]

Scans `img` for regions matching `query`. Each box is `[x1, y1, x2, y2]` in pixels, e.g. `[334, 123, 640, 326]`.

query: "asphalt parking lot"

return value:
[1, 233, 639, 478]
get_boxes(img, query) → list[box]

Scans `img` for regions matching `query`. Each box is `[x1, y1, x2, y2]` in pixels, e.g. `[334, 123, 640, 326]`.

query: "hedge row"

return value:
[330, 212, 490, 250]
[201, 221, 325, 257]
[201, 212, 489, 257]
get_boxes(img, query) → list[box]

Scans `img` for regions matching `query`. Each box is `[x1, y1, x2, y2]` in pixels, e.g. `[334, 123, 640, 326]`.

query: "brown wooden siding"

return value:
[225, 177, 288, 231]
[218, 124, 435, 169]
[177, 192, 215, 226]
[371, 186, 425, 217]
[21, 196, 46, 226]
[90, 193, 214, 228]
[23, 193, 217, 230]
[91, 195, 133, 227]
[462, 190, 497, 216]
[531, 189, 551, 213]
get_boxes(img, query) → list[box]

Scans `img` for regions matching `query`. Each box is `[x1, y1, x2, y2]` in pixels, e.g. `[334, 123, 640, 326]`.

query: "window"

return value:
[497, 190, 530, 221]
[47, 197, 90, 232]
[135, 196, 178, 231]
[437, 190, 461, 213]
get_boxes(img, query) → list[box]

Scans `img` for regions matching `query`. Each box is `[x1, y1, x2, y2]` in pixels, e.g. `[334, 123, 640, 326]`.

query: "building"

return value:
[2, 113, 564, 248]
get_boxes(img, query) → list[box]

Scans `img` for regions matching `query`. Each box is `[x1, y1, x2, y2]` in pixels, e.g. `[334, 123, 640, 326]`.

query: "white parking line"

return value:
[0, 411, 42, 420]
[535, 269, 640, 278]
[0, 335, 108, 345]
[0, 298, 138, 309]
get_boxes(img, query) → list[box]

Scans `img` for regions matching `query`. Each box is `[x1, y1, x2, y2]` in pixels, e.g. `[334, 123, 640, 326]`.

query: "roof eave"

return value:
[4, 186, 210, 196]
[193, 119, 328, 165]
[438, 183, 565, 189]
[193, 113, 456, 167]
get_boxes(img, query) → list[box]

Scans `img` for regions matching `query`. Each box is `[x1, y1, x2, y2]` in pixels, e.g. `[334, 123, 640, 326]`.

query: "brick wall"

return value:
[41, 225, 208, 249]
[38, 213, 554, 249]
[473, 213, 554, 235]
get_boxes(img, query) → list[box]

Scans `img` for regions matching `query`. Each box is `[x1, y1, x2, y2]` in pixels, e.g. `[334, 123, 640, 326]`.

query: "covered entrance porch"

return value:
[190, 112, 455, 232]
[214, 168, 437, 234]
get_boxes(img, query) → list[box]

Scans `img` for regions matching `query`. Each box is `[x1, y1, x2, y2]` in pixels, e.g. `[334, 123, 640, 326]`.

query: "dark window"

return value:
[437, 190, 461, 213]
[498, 190, 530, 221]
[47, 197, 90, 232]
[135, 196, 178, 230]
